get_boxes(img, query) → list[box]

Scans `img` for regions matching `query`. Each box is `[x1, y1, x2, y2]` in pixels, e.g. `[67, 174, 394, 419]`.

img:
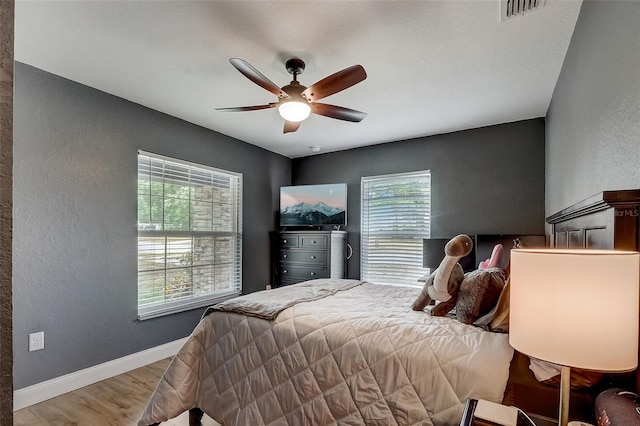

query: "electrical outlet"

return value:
[29, 331, 44, 352]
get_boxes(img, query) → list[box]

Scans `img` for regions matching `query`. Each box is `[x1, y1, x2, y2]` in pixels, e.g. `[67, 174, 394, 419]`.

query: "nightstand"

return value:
[519, 412, 557, 426]
[461, 398, 557, 426]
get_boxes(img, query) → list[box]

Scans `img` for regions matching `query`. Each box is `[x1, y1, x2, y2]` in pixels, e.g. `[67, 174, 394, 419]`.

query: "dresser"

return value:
[271, 230, 348, 287]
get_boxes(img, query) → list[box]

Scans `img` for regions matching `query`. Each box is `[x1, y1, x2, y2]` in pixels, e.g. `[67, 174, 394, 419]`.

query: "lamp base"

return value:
[559, 365, 571, 426]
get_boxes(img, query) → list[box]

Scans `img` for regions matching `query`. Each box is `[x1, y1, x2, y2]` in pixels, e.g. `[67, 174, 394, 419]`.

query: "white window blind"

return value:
[361, 170, 430, 286]
[137, 151, 242, 319]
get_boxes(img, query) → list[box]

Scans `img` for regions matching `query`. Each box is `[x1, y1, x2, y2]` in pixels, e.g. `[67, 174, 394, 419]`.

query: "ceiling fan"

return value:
[216, 58, 367, 134]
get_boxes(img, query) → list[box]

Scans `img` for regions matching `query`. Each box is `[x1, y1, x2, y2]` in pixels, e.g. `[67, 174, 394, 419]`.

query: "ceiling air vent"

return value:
[500, 0, 544, 21]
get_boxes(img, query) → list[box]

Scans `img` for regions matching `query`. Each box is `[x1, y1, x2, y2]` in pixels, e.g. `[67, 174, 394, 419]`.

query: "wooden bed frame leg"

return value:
[145, 408, 203, 426]
[189, 407, 205, 426]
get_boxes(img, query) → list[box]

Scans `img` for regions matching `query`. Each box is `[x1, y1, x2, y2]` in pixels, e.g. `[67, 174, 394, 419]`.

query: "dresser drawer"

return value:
[278, 235, 299, 248]
[279, 265, 327, 280]
[280, 249, 327, 265]
[300, 235, 327, 248]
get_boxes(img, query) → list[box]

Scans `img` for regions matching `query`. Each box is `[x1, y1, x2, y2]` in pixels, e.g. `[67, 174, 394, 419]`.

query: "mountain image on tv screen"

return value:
[280, 184, 347, 226]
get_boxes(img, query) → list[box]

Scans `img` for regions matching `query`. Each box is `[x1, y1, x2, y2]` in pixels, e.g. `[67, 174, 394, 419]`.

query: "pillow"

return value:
[456, 268, 505, 324]
[472, 278, 509, 330]
[478, 244, 504, 270]
[488, 277, 510, 332]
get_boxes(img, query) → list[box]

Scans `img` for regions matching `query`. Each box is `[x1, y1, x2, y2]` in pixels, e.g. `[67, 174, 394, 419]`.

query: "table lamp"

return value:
[509, 249, 639, 426]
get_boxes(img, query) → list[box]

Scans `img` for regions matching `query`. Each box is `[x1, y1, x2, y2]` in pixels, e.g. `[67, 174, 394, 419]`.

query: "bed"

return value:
[139, 189, 640, 426]
[139, 279, 513, 426]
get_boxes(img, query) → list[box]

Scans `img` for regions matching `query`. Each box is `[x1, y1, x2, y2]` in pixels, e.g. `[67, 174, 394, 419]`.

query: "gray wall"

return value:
[13, 62, 290, 389]
[292, 119, 546, 279]
[546, 1, 640, 216]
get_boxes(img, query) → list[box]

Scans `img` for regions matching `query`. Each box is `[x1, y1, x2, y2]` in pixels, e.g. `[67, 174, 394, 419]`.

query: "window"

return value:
[137, 151, 242, 319]
[361, 170, 430, 286]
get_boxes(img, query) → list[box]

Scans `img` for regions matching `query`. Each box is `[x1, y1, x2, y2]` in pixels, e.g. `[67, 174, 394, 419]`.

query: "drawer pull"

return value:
[310, 255, 316, 259]
[310, 272, 316, 276]
[283, 269, 288, 274]
[283, 239, 288, 244]
[312, 240, 317, 244]
[282, 254, 288, 259]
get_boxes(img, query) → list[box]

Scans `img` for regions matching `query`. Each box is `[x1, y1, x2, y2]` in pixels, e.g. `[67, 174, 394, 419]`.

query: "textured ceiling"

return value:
[15, 1, 582, 158]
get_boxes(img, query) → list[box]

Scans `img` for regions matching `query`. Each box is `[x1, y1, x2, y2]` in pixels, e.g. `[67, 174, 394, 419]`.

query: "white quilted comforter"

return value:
[139, 279, 513, 426]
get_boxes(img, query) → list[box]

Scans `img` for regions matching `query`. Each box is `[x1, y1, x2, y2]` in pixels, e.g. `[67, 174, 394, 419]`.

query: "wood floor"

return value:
[13, 358, 221, 426]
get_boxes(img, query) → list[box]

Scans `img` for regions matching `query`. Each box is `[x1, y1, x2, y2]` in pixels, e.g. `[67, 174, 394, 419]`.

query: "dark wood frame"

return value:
[547, 189, 640, 252]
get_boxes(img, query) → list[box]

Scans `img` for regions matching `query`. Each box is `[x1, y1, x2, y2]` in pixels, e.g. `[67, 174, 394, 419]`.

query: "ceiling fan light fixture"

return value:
[278, 100, 311, 122]
[219, 58, 367, 133]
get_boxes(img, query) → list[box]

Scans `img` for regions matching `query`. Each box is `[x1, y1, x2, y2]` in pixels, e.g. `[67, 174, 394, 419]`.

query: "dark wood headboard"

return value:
[547, 189, 640, 251]
[546, 189, 640, 393]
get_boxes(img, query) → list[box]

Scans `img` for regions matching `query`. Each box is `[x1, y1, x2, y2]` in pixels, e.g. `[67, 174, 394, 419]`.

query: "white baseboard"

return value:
[13, 337, 188, 411]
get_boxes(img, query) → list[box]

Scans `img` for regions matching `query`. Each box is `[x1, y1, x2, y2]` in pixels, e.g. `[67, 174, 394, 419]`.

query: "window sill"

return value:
[137, 291, 241, 321]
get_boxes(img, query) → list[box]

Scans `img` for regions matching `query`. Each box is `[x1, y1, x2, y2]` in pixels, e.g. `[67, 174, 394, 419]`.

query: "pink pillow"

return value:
[479, 244, 503, 269]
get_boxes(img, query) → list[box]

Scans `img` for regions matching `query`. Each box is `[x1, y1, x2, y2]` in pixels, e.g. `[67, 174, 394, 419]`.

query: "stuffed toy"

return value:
[412, 234, 473, 316]
[478, 244, 504, 269]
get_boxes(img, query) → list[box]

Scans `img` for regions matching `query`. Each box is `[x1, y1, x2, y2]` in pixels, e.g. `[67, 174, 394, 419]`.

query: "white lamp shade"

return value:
[509, 249, 639, 372]
[278, 101, 311, 122]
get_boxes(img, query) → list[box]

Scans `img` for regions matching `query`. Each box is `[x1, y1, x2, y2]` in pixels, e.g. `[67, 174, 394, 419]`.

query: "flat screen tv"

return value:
[280, 183, 347, 226]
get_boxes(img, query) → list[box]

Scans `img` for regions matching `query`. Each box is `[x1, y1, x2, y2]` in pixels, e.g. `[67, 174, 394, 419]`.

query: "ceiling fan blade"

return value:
[283, 120, 301, 134]
[311, 103, 367, 122]
[229, 58, 290, 99]
[301, 65, 367, 102]
[215, 103, 278, 112]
